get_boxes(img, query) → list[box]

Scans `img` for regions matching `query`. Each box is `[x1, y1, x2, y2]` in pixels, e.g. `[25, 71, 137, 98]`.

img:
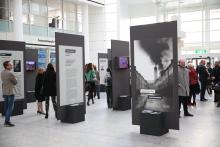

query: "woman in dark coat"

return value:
[43, 63, 57, 119]
[35, 68, 45, 114]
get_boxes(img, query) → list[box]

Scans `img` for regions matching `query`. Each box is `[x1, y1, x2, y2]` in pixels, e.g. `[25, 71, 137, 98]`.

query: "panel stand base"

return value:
[114, 95, 131, 111]
[140, 111, 168, 136]
[1, 99, 24, 116]
[60, 104, 85, 124]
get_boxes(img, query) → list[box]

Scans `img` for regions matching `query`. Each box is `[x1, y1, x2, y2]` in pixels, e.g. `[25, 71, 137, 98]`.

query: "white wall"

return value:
[119, 1, 130, 41]
[128, 3, 157, 18]
[88, 6, 106, 65]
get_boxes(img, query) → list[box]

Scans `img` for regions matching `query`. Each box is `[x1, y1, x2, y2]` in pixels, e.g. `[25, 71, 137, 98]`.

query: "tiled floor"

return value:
[0, 93, 220, 147]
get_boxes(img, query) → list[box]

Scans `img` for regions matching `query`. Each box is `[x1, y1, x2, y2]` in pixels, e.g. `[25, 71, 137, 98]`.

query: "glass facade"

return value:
[130, 3, 220, 51]
[0, 0, 83, 37]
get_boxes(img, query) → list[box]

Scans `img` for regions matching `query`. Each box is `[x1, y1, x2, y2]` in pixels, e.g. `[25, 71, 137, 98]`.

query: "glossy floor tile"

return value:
[0, 92, 220, 147]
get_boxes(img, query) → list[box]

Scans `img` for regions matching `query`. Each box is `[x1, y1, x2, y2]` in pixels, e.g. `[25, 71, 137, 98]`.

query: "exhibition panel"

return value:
[0, 40, 25, 115]
[98, 53, 108, 92]
[25, 49, 38, 103]
[111, 40, 131, 110]
[58, 45, 84, 106]
[130, 21, 179, 130]
[55, 32, 85, 123]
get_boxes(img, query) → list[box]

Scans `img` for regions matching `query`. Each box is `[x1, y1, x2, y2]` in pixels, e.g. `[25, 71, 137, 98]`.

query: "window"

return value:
[30, 0, 47, 27]
[210, 19, 220, 31]
[105, 4, 117, 13]
[183, 32, 202, 43]
[63, 1, 76, 31]
[181, 21, 202, 32]
[30, 0, 47, 16]
[210, 9, 220, 19]
[130, 16, 156, 26]
[210, 31, 220, 42]
[181, 11, 202, 21]
[48, 0, 62, 29]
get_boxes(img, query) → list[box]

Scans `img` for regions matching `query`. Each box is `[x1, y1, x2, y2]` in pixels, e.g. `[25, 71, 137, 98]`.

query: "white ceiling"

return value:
[120, 0, 220, 6]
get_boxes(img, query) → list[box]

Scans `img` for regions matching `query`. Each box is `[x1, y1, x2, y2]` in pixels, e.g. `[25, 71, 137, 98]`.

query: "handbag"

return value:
[213, 83, 220, 92]
[195, 83, 201, 94]
[39, 74, 45, 95]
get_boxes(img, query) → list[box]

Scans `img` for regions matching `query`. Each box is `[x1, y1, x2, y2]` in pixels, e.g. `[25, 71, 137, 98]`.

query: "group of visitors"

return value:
[178, 59, 220, 117]
[84, 63, 113, 108]
[35, 63, 57, 119]
[5, 58, 220, 126]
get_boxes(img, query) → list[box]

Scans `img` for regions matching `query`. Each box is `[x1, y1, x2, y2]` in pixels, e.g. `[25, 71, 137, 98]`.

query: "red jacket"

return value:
[189, 69, 199, 85]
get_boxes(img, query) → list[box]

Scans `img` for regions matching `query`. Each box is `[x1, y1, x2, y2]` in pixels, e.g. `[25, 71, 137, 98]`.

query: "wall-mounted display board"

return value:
[58, 45, 84, 106]
[0, 50, 24, 101]
[38, 49, 47, 68]
[130, 21, 179, 130]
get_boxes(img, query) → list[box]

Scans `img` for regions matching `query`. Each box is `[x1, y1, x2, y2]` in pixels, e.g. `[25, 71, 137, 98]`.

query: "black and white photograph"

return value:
[134, 37, 173, 112]
[13, 60, 21, 72]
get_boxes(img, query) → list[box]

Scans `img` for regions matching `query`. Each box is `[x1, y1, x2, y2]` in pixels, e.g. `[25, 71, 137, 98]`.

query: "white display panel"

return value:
[99, 58, 108, 85]
[59, 45, 84, 106]
[0, 50, 24, 101]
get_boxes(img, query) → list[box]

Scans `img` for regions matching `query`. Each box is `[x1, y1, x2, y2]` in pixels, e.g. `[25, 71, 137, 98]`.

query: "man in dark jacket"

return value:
[197, 60, 209, 101]
[211, 61, 220, 102]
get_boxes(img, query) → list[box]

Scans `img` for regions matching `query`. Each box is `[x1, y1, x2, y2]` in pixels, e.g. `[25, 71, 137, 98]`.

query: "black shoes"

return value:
[200, 98, 208, 101]
[217, 103, 220, 107]
[45, 114, 48, 119]
[184, 113, 193, 117]
[4, 122, 15, 127]
[37, 111, 46, 115]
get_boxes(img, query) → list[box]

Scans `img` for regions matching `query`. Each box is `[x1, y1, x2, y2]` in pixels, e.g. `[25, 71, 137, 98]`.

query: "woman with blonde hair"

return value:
[35, 68, 45, 114]
[188, 63, 199, 106]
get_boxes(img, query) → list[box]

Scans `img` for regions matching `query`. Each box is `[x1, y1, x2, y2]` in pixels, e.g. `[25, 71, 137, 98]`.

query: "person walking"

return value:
[94, 65, 100, 99]
[105, 68, 112, 108]
[178, 59, 193, 117]
[43, 63, 57, 119]
[1, 61, 17, 127]
[35, 68, 45, 115]
[85, 63, 96, 106]
[197, 60, 209, 101]
[206, 62, 213, 95]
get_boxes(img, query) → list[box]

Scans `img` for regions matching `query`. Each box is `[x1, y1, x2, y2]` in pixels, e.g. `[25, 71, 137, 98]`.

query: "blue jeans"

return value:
[96, 85, 100, 99]
[3, 95, 15, 123]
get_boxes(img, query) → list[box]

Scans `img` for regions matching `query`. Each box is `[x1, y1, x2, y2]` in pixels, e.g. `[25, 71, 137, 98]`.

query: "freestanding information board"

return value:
[58, 45, 84, 106]
[130, 21, 179, 131]
[0, 40, 25, 115]
[55, 32, 85, 123]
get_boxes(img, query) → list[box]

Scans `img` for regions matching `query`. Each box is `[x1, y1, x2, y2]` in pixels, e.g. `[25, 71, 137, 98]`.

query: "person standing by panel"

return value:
[188, 64, 199, 106]
[206, 62, 213, 95]
[178, 59, 193, 117]
[35, 68, 45, 115]
[43, 63, 57, 119]
[105, 68, 112, 108]
[1, 61, 17, 127]
[93, 65, 100, 99]
[197, 60, 209, 101]
[212, 61, 220, 102]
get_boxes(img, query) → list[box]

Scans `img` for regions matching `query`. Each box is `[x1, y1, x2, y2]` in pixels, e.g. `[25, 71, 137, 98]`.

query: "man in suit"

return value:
[178, 59, 193, 117]
[197, 60, 209, 101]
[1, 61, 17, 127]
